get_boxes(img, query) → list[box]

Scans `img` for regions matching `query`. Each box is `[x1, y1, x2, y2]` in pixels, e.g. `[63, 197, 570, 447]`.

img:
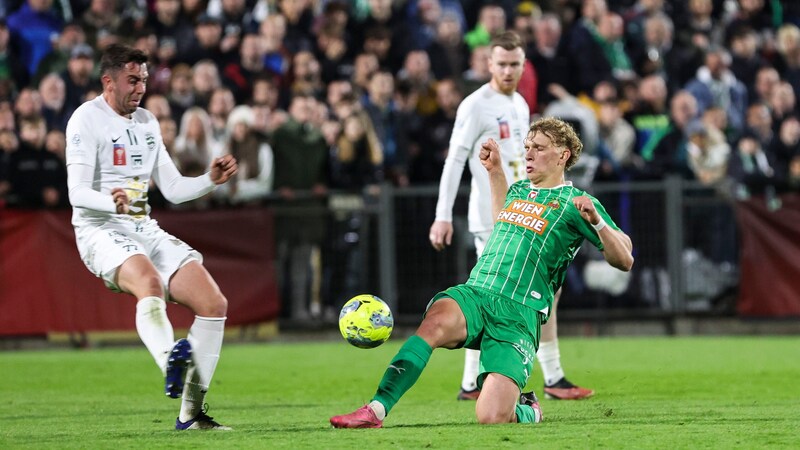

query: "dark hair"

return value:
[489, 30, 524, 51]
[99, 44, 149, 77]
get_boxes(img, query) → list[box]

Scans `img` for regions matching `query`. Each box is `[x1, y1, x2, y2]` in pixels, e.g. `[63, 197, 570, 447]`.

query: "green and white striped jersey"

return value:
[466, 180, 619, 318]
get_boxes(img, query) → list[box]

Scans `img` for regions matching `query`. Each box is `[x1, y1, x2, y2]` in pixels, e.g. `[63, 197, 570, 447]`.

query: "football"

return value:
[338, 294, 394, 348]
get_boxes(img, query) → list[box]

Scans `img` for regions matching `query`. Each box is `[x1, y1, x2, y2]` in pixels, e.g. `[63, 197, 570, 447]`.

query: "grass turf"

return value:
[1, 336, 798, 448]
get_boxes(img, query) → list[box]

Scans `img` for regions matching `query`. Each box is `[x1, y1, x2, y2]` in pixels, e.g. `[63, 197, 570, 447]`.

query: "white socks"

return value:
[180, 315, 226, 422]
[537, 339, 564, 386]
[135, 297, 175, 375]
[136, 299, 227, 422]
[461, 348, 481, 391]
[368, 400, 386, 420]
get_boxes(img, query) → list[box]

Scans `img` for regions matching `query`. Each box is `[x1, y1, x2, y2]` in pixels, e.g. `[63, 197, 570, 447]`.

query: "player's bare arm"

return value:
[572, 196, 634, 271]
[480, 138, 508, 220]
[111, 187, 130, 214]
[210, 154, 238, 184]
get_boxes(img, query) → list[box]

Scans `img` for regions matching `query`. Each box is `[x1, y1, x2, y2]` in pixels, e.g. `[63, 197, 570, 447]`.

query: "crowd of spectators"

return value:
[3, 0, 800, 316]
[3, 0, 800, 207]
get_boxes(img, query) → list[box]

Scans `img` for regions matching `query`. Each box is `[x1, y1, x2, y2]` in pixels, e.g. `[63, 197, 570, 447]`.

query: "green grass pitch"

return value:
[1, 336, 799, 449]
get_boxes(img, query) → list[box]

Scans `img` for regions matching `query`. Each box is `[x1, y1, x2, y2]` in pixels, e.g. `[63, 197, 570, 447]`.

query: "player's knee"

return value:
[198, 292, 228, 317]
[475, 406, 515, 424]
[416, 313, 458, 347]
[127, 273, 164, 298]
[476, 410, 511, 425]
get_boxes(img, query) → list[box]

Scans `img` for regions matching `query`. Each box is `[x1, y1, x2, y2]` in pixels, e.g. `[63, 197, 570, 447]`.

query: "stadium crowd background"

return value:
[2, 0, 800, 319]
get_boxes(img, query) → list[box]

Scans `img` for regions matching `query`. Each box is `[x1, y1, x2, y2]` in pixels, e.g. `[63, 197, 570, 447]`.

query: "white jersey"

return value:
[434, 83, 530, 234]
[66, 96, 179, 228]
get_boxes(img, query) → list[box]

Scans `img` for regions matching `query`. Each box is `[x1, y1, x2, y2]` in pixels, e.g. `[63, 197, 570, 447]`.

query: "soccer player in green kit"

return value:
[330, 118, 634, 428]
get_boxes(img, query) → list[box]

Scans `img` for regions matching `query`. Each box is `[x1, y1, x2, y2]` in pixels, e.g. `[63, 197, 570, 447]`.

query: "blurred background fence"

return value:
[316, 177, 742, 322]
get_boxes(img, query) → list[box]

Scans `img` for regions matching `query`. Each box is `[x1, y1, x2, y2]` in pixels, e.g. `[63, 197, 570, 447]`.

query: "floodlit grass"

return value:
[1, 336, 799, 448]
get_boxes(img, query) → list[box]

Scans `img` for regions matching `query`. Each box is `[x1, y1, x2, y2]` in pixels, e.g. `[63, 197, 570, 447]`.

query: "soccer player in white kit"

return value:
[429, 31, 593, 401]
[65, 44, 238, 430]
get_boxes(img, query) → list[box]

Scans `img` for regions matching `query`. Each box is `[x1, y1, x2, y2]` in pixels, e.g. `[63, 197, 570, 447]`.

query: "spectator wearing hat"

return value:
[180, 13, 226, 67]
[215, 105, 274, 205]
[149, 37, 179, 95]
[61, 43, 98, 116]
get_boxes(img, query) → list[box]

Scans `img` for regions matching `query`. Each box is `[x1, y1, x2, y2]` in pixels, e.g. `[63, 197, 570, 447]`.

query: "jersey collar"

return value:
[529, 181, 573, 190]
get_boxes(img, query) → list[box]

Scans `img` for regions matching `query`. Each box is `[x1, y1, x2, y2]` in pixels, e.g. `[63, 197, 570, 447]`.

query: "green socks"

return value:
[515, 404, 539, 423]
[372, 335, 433, 416]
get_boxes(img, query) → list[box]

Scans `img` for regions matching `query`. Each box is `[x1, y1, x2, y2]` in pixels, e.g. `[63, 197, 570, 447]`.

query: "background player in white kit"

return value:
[65, 44, 238, 430]
[429, 31, 593, 401]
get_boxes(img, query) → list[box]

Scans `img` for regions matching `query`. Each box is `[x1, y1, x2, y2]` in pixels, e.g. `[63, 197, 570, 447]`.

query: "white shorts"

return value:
[75, 218, 202, 293]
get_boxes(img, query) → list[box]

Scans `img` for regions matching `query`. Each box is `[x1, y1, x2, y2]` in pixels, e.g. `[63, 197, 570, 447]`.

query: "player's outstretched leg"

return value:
[331, 335, 433, 428]
[165, 338, 192, 398]
[457, 348, 481, 400]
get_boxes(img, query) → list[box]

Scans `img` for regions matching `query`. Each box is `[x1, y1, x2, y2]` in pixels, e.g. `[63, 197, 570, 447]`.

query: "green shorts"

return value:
[428, 284, 543, 390]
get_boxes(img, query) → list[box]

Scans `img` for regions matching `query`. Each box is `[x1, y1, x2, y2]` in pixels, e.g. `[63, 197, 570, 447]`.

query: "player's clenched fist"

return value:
[479, 138, 502, 172]
[210, 154, 238, 184]
[111, 187, 130, 214]
[572, 195, 600, 225]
